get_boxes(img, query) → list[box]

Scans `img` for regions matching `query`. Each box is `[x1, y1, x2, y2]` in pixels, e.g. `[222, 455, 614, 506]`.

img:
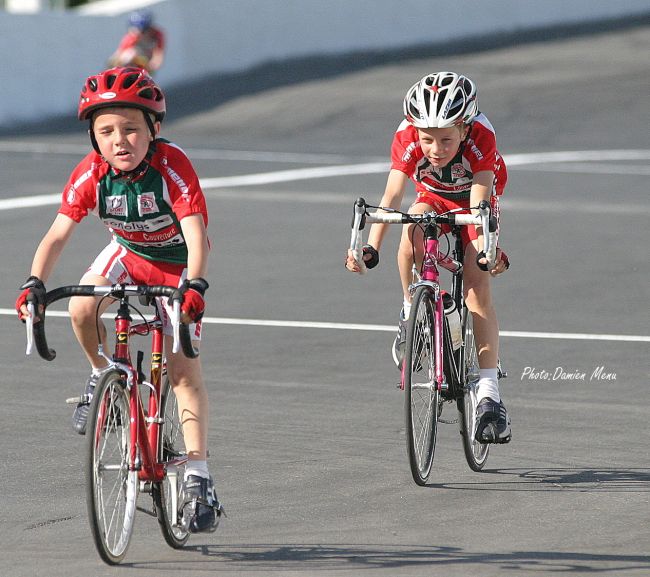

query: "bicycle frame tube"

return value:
[420, 224, 445, 391]
[112, 301, 167, 483]
[147, 326, 164, 464]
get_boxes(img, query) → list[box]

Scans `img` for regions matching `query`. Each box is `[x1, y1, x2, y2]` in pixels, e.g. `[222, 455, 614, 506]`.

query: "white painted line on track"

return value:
[2, 309, 647, 342]
[200, 162, 389, 188]
[1, 149, 648, 212]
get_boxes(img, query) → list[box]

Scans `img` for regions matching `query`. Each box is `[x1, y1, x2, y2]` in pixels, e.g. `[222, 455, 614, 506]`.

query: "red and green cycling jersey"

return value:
[58, 138, 208, 265]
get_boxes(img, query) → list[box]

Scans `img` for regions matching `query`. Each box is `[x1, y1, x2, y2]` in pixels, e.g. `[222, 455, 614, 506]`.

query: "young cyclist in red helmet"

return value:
[16, 67, 223, 532]
[346, 72, 512, 444]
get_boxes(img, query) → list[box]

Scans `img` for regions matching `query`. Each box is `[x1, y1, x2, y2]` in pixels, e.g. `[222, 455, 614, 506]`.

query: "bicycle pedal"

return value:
[65, 393, 92, 405]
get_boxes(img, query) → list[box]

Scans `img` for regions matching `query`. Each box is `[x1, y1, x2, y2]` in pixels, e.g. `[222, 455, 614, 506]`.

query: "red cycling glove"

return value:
[180, 278, 209, 323]
[16, 276, 46, 322]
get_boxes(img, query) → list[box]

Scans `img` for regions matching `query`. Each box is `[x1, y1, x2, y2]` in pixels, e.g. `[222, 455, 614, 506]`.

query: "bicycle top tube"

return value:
[24, 283, 198, 362]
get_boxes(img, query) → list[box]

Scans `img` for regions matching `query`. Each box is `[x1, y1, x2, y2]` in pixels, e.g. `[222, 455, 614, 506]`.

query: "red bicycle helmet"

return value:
[78, 66, 165, 122]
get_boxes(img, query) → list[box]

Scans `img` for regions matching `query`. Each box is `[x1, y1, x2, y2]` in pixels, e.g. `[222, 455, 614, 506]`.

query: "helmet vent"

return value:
[106, 74, 117, 90]
[423, 94, 431, 117]
[122, 73, 139, 89]
[139, 87, 153, 101]
[435, 89, 448, 115]
[88, 79, 97, 92]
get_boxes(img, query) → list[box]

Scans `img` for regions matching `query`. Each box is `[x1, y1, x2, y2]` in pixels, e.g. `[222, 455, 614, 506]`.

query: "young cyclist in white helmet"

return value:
[346, 72, 511, 444]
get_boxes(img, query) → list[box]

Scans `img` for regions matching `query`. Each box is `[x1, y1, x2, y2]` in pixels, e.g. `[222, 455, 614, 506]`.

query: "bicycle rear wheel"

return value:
[85, 369, 137, 564]
[457, 308, 490, 471]
[404, 285, 440, 486]
[153, 376, 190, 548]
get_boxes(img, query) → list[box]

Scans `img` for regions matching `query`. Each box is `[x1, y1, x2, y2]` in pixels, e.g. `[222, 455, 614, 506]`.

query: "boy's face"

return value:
[417, 125, 469, 169]
[92, 107, 159, 172]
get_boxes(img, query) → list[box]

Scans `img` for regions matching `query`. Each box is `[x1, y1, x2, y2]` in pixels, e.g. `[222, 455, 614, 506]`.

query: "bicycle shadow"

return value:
[126, 542, 650, 574]
[425, 467, 650, 493]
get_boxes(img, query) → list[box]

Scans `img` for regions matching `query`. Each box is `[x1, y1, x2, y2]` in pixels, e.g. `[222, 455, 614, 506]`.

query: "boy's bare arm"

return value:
[180, 214, 209, 279]
[30, 213, 77, 282]
[366, 169, 408, 251]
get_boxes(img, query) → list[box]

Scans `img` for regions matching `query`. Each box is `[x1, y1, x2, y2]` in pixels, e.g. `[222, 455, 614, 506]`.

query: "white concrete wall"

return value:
[1, 0, 649, 128]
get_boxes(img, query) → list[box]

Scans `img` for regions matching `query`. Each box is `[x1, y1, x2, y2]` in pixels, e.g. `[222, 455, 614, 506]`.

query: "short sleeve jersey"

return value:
[59, 139, 208, 265]
[390, 113, 507, 201]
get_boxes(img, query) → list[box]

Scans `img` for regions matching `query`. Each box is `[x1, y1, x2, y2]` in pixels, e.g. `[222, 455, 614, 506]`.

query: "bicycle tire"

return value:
[404, 285, 440, 486]
[85, 369, 137, 564]
[457, 308, 490, 471]
[153, 376, 190, 548]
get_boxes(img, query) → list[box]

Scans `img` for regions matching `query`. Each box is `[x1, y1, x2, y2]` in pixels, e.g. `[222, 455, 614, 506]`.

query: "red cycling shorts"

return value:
[411, 193, 500, 248]
[87, 241, 202, 340]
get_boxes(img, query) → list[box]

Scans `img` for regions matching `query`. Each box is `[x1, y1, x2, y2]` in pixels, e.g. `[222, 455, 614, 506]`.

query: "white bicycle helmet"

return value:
[403, 72, 478, 128]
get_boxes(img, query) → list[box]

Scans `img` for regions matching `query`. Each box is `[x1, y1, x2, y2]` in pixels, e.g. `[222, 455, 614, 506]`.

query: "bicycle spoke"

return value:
[86, 371, 137, 564]
[458, 310, 489, 471]
[405, 286, 439, 485]
[153, 377, 189, 548]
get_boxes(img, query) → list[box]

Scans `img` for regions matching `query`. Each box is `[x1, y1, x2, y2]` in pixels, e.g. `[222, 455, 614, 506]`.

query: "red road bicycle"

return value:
[25, 283, 199, 564]
[350, 198, 503, 485]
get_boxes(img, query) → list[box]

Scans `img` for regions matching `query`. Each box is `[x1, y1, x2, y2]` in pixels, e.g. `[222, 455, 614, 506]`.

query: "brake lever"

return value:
[350, 198, 367, 274]
[25, 302, 34, 355]
[171, 299, 181, 354]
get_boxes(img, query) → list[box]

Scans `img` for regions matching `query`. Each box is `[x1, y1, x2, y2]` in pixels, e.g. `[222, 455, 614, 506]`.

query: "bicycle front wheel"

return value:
[457, 309, 490, 471]
[153, 377, 190, 548]
[85, 369, 137, 565]
[404, 285, 440, 486]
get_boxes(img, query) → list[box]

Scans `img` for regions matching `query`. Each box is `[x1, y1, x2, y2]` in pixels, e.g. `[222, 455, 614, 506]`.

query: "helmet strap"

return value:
[88, 124, 101, 154]
[143, 111, 157, 140]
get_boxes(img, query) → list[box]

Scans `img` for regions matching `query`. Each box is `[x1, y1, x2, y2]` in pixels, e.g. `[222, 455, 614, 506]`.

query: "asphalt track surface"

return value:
[1, 23, 649, 577]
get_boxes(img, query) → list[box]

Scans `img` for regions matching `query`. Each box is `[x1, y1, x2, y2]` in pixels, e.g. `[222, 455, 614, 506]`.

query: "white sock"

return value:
[477, 368, 500, 403]
[402, 298, 412, 321]
[185, 460, 210, 480]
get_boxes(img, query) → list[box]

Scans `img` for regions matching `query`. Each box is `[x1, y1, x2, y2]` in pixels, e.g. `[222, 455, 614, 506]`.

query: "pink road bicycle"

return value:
[350, 198, 503, 485]
[24, 283, 200, 564]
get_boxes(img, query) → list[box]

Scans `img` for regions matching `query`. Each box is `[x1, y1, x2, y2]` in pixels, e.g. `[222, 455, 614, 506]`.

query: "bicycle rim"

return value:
[404, 286, 439, 485]
[458, 310, 490, 471]
[154, 377, 190, 548]
[86, 370, 137, 564]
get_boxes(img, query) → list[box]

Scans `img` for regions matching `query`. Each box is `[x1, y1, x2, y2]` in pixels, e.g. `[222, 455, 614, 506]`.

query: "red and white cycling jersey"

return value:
[390, 113, 507, 203]
[59, 139, 208, 265]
